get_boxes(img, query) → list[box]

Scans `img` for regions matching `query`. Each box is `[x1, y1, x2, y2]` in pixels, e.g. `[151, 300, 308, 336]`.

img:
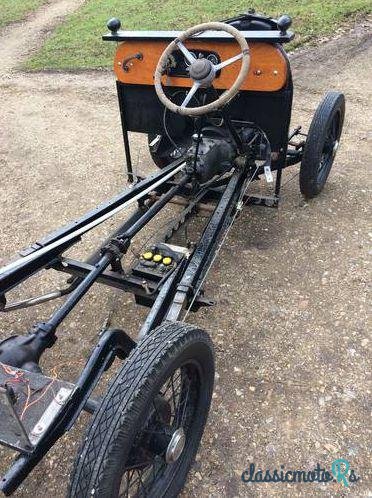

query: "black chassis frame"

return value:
[0, 14, 305, 495]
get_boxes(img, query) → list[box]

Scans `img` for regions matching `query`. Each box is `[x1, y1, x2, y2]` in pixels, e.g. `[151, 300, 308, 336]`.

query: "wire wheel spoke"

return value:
[120, 458, 160, 497]
[69, 324, 214, 498]
[118, 364, 199, 496]
[319, 113, 341, 176]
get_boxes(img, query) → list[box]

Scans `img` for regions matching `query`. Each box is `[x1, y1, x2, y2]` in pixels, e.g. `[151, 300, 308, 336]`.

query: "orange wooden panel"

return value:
[114, 40, 288, 92]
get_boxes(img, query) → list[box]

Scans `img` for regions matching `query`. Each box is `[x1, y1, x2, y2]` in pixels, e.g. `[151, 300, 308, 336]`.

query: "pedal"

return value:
[0, 365, 74, 453]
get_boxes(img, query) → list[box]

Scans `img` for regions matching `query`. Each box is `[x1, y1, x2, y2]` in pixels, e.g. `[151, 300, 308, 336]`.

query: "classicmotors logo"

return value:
[241, 459, 360, 487]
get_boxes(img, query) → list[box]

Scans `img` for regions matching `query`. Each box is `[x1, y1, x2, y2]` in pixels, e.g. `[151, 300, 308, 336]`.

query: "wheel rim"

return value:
[317, 111, 341, 184]
[118, 363, 200, 497]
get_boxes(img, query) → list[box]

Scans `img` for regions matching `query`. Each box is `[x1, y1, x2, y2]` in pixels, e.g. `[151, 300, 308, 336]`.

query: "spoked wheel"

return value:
[68, 322, 214, 498]
[299, 91, 345, 198]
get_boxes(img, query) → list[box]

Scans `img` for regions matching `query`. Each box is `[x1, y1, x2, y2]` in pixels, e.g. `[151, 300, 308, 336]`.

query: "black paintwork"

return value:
[0, 328, 135, 496]
[116, 72, 293, 171]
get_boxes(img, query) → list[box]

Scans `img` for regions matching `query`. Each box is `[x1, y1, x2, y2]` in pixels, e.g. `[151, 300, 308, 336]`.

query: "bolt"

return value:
[142, 280, 150, 294]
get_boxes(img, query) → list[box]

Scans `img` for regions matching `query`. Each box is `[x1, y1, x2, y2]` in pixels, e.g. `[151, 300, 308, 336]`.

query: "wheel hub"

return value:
[332, 140, 339, 157]
[165, 427, 186, 463]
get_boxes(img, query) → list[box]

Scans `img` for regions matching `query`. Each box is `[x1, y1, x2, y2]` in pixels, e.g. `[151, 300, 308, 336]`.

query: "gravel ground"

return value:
[0, 2, 371, 497]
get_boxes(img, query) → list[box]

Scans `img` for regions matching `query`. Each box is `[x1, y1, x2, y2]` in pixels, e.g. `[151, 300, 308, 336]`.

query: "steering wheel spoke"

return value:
[214, 53, 243, 71]
[181, 82, 201, 108]
[175, 40, 196, 65]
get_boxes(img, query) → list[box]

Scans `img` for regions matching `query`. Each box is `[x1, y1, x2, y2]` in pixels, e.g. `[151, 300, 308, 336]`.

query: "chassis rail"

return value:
[0, 158, 186, 297]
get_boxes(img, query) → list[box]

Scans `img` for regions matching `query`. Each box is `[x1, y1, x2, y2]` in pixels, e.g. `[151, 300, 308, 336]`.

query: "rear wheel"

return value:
[300, 91, 345, 198]
[68, 322, 215, 498]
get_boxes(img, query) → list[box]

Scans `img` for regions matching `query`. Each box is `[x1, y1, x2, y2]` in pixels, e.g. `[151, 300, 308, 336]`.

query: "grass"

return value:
[26, 0, 371, 70]
[0, 0, 48, 29]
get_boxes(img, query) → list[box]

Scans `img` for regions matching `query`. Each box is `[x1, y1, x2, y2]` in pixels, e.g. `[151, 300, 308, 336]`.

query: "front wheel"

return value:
[68, 322, 215, 498]
[299, 91, 345, 198]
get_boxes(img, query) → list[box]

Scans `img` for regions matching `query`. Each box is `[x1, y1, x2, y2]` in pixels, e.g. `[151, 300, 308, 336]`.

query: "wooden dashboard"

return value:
[114, 40, 288, 92]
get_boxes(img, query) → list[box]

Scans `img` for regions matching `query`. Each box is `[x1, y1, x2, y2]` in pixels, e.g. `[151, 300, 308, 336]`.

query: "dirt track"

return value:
[0, 2, 371, 497]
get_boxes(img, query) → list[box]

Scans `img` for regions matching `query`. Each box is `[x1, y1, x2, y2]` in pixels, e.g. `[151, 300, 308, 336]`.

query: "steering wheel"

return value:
[154, 22, 250, 117]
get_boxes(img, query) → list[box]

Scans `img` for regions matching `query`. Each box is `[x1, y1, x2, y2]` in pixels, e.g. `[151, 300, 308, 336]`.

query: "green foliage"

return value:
[0, 0, 48, 28]
[26, 0, 371, 70]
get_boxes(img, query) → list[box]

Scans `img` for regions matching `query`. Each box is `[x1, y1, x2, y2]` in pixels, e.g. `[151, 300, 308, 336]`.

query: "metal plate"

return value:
[29, 387, 71, 446]
[0, 386, 32, 452]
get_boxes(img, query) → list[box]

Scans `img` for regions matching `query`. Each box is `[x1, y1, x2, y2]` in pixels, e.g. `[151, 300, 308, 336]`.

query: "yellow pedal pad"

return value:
[142, 251, 153, 261]
[162, 256, 172, 266]
[153, 254, 162, 263]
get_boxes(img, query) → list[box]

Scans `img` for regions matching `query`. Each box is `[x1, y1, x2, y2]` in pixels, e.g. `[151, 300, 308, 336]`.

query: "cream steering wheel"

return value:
[154, 22, 250, 117]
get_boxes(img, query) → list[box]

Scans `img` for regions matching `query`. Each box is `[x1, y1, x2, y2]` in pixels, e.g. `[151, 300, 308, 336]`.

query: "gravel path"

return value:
[0, 3, 371, 497]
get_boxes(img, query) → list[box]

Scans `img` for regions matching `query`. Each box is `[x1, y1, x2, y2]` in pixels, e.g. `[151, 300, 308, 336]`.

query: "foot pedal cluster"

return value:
[0, 364, 74, 453]
[132, 243, 190, 282]
[131, 243, 190, 307]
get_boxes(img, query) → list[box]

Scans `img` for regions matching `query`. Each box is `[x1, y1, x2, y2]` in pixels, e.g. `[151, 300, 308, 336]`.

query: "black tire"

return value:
[299, 91, 345, 198]
[68, 322, 215, 498]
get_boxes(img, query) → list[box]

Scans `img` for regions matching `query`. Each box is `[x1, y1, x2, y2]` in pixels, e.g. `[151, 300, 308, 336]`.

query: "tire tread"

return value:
[299, 91, 345, 198]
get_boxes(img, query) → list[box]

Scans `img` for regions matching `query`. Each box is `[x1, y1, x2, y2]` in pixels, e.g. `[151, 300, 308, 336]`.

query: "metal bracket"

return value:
[190, 291, 215, 310]
[29, 388, 72, 446]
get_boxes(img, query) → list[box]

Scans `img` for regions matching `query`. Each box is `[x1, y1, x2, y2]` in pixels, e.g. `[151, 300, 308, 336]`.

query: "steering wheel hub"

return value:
[189, 58, 214, 83]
